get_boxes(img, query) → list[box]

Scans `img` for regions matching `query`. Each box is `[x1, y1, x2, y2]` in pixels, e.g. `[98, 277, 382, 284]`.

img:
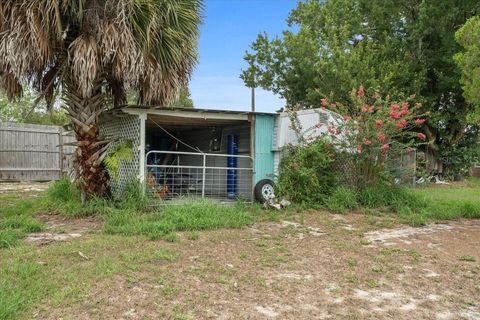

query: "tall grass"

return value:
[324, 187, 358, 213]
[1, 178, 258, 245]
[357, 183, 425, 213]
[103, 200, 254, 240]
[322, 180, 480, 226]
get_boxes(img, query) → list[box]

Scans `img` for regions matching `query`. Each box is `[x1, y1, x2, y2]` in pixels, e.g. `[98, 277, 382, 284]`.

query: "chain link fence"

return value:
[333, 149, 417, 188]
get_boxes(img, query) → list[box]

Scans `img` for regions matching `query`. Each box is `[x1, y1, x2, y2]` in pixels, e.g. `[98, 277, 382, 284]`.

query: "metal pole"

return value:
[202, 154, 206, 198]
[413, 149, 417, 187]
[139, 113, 147, 194]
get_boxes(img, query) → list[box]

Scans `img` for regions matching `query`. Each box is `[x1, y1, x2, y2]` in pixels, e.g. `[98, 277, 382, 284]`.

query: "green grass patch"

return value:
[324, 187, 358, 213]
[322, 180, 480, 226]
[154, 248, 179, 261]
[103, 200, 254, 240]
[0, 196, 45, 248]
[459, 255, 476, 262]
[409, 182, 480, 224]
[0, 230, 23, 249]
[0, 235, 162, 320]
[1, 178, 267, 247]
[2, 215, 43, 232]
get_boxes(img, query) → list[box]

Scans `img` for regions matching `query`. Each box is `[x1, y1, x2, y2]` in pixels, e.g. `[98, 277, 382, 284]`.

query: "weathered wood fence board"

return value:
[0, 122, 75, 181]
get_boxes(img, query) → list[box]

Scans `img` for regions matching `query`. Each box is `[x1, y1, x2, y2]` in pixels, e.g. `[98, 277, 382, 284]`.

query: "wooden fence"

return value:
[0, 122, 75, 181]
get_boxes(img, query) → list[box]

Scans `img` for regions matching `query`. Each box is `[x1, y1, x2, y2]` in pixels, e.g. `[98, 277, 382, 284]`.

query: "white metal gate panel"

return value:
[146, 150, 253, 202]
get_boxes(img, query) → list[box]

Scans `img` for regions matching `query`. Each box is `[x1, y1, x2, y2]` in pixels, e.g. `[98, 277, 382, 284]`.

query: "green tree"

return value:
[241, 0, 479, 171]
[0, 90, 68, 125]
[170, 87, 194, 108]
[0, 0, 202, 199]
[455, 16, 480, 123]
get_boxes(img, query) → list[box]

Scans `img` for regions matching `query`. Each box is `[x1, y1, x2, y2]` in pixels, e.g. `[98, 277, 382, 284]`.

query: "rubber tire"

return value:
[254, 179, 275, 203]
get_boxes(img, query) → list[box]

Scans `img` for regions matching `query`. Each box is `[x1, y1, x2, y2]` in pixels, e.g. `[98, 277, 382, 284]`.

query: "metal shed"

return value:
[100, 106, 278, 202]
[99, 106, 340, 202]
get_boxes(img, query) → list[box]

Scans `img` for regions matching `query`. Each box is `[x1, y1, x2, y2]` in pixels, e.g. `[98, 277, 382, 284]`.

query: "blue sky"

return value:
[189, 0, 297, 112]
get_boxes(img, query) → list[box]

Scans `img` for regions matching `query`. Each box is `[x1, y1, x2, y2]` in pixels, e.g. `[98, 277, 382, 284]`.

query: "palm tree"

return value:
[0, 0, 202, 199]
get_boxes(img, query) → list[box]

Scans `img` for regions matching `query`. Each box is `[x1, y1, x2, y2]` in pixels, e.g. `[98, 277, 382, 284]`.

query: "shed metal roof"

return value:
[109, 105, 277, 116]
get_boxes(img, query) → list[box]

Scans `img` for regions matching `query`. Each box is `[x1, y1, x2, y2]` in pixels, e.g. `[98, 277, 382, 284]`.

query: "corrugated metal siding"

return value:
[275, 108, 340, 148]
[254, 115, 276, 183]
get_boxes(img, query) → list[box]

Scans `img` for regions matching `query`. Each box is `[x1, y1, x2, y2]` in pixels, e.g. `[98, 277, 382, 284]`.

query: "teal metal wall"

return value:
[254, 114, 276, 184]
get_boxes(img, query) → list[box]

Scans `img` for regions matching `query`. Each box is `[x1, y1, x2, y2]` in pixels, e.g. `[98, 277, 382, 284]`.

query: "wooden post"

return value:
[251, 87, 255, 112]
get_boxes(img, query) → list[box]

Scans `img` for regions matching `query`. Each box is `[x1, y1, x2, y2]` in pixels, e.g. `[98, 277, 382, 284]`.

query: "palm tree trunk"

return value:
[73, 123, 111, 200]
[63, 81, 111, 200]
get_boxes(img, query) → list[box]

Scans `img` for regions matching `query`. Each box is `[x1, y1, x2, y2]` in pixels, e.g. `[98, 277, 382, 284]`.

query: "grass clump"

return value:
[187, 231, 200, 240]
[2, 215, 43, 233]
[357, 183, 424, 212]
[459, 255, 476, 262]
[324, 187, 358, 213]
[154, 248, 179, 261]
[40, 178, 148, 217]
[0, 260, 50, 320]
[0, 230, 23, 249]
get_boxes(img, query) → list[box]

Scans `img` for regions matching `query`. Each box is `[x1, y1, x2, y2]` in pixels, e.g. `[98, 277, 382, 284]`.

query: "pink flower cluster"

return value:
[315, 87, 430, 157]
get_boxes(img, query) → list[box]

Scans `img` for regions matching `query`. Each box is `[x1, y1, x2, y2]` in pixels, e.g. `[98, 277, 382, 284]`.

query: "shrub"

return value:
[324, 187, 358, 213]
[318, 87, 430, 187]
[276, 139, 337, 204]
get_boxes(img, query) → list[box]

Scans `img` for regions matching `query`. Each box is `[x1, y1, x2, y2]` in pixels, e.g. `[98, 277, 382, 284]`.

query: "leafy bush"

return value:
[324, 187, 358, 213]
[318, 87, 430, 187]
[104, 140, 133, 181]
[439, 144, 480, 179]
[276, 139, 337, 204]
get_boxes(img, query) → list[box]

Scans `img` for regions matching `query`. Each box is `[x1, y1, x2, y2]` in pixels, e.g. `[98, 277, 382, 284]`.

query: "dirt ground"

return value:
[2, 182, 479, 319]
[29, 212, 480, 320]
[0, 181, 51, 195]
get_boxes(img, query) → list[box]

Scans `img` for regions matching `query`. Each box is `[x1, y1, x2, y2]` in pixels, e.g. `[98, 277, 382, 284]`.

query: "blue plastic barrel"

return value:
[227, 135, 238, 199]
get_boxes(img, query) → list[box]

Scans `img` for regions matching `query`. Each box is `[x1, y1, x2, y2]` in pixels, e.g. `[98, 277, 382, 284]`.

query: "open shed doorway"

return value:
[144, 113, 254, 202]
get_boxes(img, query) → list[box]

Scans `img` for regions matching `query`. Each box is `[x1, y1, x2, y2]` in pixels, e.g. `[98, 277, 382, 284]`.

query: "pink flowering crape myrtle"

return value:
[294, 87, 432, 185]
